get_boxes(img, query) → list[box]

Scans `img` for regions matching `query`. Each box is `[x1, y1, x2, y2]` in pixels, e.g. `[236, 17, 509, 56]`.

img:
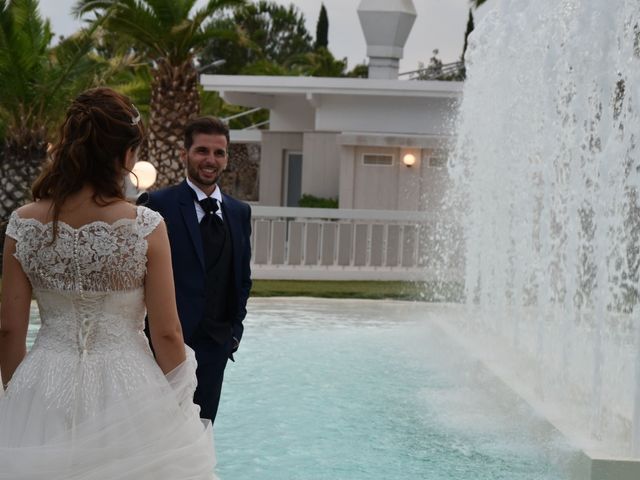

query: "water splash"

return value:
[449, 0, 640, 457]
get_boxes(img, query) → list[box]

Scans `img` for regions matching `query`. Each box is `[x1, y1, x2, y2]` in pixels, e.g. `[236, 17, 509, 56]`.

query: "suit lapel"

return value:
[178, 181, 205, 270]
[221, 194, 241, 266]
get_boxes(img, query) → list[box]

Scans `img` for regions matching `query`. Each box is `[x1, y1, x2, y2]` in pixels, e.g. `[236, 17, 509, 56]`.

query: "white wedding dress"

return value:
[0, 206, 216, 479]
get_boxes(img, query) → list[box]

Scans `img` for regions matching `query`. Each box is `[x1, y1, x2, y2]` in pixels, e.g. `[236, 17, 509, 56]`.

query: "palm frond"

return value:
[72, 0, 125, 18]
[202, 0, 245, 15]
[110, 63, 152, 117]
[144, 0, 196, 28]
[192, 0, 243, 26]
[75, 0, 166, 55]
[193, 22, 241, 46]
[0, 0, 112, 135]
[0, 0, 52, 125]
[40, 18, 105, 110]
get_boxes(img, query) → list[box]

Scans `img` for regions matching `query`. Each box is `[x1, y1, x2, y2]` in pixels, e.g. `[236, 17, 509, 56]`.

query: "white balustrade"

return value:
[249, 206, 462, 281]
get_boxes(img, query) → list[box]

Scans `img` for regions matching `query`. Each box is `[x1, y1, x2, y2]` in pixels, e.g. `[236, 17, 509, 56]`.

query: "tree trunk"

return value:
[148, 57, 200, 189]
[0, 129, 47, 269]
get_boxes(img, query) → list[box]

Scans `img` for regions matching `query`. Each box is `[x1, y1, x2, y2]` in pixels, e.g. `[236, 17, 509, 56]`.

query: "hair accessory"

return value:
[130, 105, 141, 126]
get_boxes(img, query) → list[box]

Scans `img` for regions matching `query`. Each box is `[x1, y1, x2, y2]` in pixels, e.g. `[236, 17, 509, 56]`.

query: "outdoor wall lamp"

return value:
[402, 153, 416, 167]
[198, 59, 226, 73]
[130, 161, 157, 191]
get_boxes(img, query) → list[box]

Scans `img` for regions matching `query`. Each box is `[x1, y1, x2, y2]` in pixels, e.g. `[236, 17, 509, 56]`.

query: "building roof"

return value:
[201, 74, 462, 136]
[200, 74, 463, 100]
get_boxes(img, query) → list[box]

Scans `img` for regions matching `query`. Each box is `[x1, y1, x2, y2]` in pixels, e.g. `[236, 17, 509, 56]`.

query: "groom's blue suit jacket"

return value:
[143, 180, 252, 344]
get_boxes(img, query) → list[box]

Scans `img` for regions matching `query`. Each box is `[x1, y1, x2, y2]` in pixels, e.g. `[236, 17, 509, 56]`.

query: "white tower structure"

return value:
[357, 0, 417, 79]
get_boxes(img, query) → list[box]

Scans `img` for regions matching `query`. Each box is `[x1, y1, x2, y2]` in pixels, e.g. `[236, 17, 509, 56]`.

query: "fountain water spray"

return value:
[449, 0, 640, 459]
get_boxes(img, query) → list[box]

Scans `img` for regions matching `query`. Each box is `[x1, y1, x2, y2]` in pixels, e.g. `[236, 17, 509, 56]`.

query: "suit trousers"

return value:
[189, 333, 233, 422]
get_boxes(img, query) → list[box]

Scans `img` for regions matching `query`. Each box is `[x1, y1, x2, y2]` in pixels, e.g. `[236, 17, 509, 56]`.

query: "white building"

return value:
[200, 0, 463, 213]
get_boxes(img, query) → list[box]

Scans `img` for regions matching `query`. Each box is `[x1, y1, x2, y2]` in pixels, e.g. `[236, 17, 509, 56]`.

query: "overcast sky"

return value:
[39, 0, 477, 73]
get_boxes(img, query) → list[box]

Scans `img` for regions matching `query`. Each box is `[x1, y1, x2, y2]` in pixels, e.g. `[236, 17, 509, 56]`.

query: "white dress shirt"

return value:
[186, 178, 224, 223]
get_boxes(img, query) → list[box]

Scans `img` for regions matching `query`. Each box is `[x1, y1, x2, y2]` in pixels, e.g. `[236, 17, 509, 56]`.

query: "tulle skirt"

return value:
[0, 347, 216, 480]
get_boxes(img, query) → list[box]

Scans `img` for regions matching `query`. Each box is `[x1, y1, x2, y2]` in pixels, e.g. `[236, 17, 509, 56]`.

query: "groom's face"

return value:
[182, 132, 228, 194]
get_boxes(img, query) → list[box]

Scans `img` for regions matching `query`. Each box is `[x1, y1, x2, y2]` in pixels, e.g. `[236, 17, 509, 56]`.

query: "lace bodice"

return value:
[4, 206, 164, 423]
[6, 206, 162, 292]
[6, 205, 162, 353]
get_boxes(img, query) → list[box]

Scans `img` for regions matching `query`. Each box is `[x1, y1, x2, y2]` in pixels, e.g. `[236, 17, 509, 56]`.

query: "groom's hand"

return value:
[229, 336, 240, 362]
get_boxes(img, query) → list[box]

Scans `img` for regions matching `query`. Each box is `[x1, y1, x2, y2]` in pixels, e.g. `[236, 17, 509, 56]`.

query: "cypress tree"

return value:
[462, 8, 474, 60]
[315, 4, 329, 49]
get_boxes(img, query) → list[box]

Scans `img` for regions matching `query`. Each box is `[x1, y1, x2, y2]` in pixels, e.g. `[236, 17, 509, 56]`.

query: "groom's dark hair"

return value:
[183, 116, 230, 150]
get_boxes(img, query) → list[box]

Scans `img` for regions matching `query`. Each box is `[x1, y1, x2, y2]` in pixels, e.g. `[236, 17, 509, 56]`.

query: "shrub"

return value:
[298, 194, 338, 208]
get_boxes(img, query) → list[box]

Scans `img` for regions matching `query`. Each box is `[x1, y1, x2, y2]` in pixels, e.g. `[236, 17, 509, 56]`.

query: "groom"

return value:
[140, 116, 252, 422]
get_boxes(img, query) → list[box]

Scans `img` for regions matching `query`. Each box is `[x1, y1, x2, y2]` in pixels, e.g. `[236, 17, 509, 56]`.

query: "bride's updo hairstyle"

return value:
[32, 87, 144, 232]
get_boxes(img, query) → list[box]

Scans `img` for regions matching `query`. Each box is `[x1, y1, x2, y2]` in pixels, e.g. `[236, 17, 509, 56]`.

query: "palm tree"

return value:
[74, 0, 246, 189]
[0, 0, 105, 230]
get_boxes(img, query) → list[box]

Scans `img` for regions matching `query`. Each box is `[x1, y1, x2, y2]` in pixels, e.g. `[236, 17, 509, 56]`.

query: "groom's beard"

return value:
[186, 158, 224, 188]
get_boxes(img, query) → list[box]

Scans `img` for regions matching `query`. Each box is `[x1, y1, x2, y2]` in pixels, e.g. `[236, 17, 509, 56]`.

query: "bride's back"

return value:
[8, 200, 160, 294]
[5, 203, 162, 391]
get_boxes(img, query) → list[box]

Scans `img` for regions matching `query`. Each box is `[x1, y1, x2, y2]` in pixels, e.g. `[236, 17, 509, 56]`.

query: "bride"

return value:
[0, 87, 216, 479]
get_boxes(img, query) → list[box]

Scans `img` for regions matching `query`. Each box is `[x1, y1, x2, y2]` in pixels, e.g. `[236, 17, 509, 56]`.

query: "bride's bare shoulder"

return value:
[12, 199, 138, 225]
[13, 200, 53, 221]
[107, 200, 138, 220]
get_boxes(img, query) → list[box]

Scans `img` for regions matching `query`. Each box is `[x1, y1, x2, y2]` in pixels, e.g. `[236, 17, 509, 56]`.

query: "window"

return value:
[284, 151, 303, 207]
[362, 153, 394, 166]
[427, 153, 447, 168]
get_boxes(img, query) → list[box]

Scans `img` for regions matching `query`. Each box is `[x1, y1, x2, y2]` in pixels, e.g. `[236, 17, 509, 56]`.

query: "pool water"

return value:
[28, 298, 578, 479]
[213, 298, 578, 480]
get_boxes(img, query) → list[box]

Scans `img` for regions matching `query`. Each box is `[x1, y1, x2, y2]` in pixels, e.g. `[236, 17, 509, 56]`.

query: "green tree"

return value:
[74, 0, 246, 189]
[287, 47, 346, 77]
[413, 49, 465, 82]
[462, 9, 474, 60]
[314, 3, 328, 50]
[198, 1, 314, 128]
[459, 8, 475, 80]
[416, 49, 443, 79]
[461, 0, 487, 79]
[0, 0, 106, 226]
[345, 63, 368, 78]
[200, 1, 313, 76]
